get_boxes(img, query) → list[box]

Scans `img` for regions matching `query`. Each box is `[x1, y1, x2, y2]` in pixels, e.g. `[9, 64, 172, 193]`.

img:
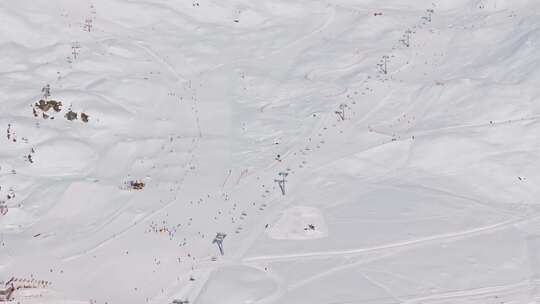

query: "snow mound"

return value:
[29, 139, 97, 176]
[267, 206, 328, 240]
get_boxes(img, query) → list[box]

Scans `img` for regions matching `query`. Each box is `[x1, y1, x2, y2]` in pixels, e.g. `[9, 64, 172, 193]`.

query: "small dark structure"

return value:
[212, 232, 227, 255]
[274, 172, 288, 195]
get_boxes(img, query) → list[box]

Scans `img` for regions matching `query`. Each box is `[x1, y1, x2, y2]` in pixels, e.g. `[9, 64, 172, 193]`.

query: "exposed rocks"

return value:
[33, 100, 63, 120]
[123, 180, 145, 190]
[35, 99, 62, 112]
[32, 86, 90, 123]
[65, 110, 78, 121]
[80, 112, 89, 122]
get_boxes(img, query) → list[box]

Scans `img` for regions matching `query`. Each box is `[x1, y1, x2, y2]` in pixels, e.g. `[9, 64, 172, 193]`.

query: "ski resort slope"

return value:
[1, 0, 540, 303]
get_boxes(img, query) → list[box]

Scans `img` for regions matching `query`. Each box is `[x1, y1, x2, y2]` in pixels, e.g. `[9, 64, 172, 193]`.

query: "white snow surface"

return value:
[1, 0, 540, 303]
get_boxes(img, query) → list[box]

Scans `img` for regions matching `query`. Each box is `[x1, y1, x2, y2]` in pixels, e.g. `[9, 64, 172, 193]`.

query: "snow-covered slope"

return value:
[1, 0, 540, 303]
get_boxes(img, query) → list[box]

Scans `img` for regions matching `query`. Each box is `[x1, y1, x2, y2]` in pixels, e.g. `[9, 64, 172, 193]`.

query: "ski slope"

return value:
[1, 0, 540, 303]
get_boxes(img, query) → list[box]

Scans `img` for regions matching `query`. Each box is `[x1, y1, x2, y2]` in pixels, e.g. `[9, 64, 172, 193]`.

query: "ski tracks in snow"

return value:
[243, 214, 540, 264]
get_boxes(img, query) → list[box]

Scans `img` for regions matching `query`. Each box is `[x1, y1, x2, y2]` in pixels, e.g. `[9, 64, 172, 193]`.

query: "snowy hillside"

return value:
[1, 0, 540, 303]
